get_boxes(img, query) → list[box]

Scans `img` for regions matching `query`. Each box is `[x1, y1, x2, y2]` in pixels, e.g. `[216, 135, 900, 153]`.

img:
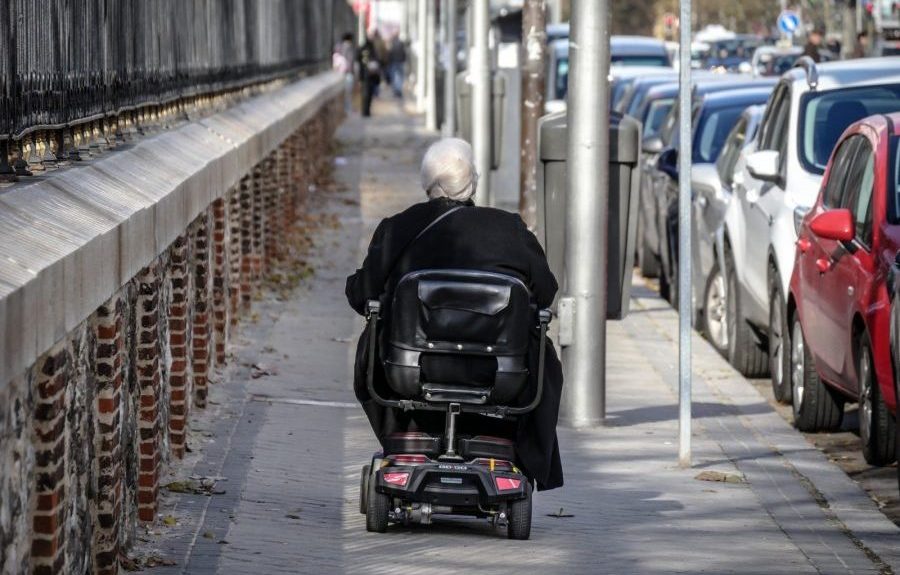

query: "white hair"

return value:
[420, 138, 479, 201]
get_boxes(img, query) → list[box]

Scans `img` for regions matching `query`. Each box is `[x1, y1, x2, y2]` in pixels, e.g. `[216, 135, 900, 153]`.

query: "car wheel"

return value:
[768, 276, 791, 404]
[506, 482, 533, 540]
[725, 253, 769, 377]
[365, 468, 391, 533]
[703, 262, 729, 356]
[637, 214, 660, 278]
[790, 314, 844, 432]
[858, 332, 896, 466]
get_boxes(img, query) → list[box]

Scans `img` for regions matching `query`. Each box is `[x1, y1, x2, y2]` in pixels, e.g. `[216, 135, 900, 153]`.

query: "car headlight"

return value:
[793, 206, 809, 236]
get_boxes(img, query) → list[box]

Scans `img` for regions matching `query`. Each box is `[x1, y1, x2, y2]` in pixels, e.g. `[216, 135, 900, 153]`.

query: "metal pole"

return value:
[471, 0, 491, 206]
[443, 0, 457, 137]
[401, 0, 410, 41]
[677, 0, 693, 468]
[562, 0, 609, 426]
[519, 0, 547, 229]
[416, 0, 427, 112]
[425, 0, 438, 130]
[358, 2, 367, 45]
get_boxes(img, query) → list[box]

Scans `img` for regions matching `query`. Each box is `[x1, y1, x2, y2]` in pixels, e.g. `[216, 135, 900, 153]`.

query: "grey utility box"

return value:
[535, 111, 642, 320]
[455, 72, 506, 169]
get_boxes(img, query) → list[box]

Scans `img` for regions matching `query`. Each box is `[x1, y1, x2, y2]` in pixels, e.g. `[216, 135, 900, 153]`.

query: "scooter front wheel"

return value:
[506, 482, 532, 540]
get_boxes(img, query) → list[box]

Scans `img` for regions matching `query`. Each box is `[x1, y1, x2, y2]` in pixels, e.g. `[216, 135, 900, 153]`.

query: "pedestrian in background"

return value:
[334, 32, 356, 114]
[853, 31, 870, 58]
[372, 30, 388, 98]
[358, 34, 381, 117]
[802, 28, 824, 63]
[387, 33, 407, 99]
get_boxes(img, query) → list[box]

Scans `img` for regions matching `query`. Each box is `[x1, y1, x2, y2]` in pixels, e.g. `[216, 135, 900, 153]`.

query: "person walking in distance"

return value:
[802, 28, 824, 63]
[358, 34, 382, 118]
[334, 33, 356, 114]
[387, 32, 407, 99]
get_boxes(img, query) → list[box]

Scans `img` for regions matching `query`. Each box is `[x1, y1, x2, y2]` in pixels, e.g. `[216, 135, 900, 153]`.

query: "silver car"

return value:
[691, 105, 765, 353]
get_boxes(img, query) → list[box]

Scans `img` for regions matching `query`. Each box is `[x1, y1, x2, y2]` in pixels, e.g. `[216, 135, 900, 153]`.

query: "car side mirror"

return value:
[746, 150, 781, 184]
[691, 163, 720, 194]
[642, 136, 664, 155]
[657, 148, 678, 180]
[809, 209, 854, 243]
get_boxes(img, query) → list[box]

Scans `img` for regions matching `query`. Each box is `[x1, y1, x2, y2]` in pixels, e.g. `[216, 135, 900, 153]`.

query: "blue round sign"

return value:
[777, 11, 801, 35]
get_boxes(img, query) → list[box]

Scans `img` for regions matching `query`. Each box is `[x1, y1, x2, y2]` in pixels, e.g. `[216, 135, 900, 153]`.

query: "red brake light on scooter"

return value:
[383, 472, 410, 487]
[494, 477, 522, 491]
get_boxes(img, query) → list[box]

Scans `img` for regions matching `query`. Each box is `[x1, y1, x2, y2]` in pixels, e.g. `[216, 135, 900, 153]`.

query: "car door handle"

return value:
[697, 196, 708, 208]
[816, 258, 831, 273]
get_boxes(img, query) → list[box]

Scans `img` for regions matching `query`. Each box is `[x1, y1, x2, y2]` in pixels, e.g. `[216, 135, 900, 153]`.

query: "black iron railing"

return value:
[0, 0, 357, 179]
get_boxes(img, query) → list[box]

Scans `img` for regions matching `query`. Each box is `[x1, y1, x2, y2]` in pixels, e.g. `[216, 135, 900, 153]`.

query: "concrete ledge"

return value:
[0, 71, 344, 389]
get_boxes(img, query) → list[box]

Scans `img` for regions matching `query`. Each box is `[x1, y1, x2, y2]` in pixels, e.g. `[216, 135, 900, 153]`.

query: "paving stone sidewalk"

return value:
[135, 97, 900, 575]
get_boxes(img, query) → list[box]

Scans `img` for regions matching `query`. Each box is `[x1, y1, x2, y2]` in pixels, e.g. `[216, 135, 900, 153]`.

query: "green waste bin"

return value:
[535, 111, 642, 320]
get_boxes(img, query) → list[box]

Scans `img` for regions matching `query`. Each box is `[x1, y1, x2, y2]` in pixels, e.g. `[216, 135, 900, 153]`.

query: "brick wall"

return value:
[0, 96, 344, 575]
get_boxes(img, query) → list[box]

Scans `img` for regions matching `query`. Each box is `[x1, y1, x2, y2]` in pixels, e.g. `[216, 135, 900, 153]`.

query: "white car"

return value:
[722, 57, 900, 401]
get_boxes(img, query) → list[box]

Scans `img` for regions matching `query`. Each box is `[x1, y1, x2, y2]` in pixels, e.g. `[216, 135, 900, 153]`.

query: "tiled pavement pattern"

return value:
[136, 98, 900, 574]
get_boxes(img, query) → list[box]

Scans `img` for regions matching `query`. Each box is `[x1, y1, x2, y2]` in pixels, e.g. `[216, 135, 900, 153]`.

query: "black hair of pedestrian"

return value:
[342, 32, 353, 43]
[857, 30, 868, 41]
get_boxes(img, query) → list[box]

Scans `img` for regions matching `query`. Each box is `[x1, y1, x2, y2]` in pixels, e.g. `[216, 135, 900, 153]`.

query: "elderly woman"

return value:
[346, 138, 564, 491]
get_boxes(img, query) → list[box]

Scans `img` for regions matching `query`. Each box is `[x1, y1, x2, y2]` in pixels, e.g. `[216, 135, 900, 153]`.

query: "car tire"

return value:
[725, 253, 769, 377]
[703, 262, 729, 357]
[506, 482, 533, 540]
[790, 313, 844, 432]
[365, 468, 391, 533]
[858, 332, 897, 466]
[768, 274, 791, 404]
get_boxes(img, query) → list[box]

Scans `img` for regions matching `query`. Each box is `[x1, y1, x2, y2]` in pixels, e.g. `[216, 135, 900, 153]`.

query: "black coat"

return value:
[346, 197, 564, 491]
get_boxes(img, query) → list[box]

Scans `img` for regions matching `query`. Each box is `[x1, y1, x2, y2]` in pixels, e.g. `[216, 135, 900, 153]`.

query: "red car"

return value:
[789, 112, 899, 467]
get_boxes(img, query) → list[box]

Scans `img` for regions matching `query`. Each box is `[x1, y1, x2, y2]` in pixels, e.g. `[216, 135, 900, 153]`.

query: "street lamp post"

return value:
[562, 0, 609, 426]
[425, 0, 437, 130]
[677, 0, 693, 468]
[471, 0, 491, 206]
[443, 0, 457, 137]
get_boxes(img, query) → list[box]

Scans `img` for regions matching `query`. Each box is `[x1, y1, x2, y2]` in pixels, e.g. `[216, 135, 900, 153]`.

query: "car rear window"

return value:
[799, 84, 900, 174]
[611, 55, 670, 67]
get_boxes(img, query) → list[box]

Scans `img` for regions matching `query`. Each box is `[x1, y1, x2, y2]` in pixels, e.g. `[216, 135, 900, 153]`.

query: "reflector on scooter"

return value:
[383, 472, 410, 486]
[494, 477, 521, 491]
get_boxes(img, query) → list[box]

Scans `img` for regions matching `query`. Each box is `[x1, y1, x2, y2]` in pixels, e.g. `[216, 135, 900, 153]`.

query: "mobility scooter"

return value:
[359, 269, 550, 540]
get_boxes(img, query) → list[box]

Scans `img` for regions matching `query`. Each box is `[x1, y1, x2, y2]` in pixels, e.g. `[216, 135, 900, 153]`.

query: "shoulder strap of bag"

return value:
[384, 205, 466, 291]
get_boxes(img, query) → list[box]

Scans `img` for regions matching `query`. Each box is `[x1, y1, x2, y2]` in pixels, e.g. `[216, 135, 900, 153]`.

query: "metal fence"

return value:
[0, 0, 356, 145]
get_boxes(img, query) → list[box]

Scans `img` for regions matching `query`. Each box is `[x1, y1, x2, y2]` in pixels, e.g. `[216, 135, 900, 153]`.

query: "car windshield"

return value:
[694, 105, 747, 163]
[800, 84, 900, 174]
[611, 55, 669, 67]
[642, 99, 674, 138]
[756, 53, 799, 77]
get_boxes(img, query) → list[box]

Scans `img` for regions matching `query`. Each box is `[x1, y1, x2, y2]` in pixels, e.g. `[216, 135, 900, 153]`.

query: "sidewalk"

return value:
[135, 98, 900, 575]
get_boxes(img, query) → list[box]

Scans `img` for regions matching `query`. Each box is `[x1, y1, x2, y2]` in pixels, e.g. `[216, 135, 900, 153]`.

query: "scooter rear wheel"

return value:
[359, 465, 370, 515]
[506, 482, 532, 540]
[366, 469, 391, 533]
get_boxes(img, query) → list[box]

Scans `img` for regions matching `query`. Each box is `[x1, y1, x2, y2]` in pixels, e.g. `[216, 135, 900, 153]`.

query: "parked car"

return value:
[545, 36, 672, 110]
[616, 72, 677, 116]
[751, 46, 803, 77]
[701, 35, 764, 71]
[638, 77, 775, 282]
[692, 105, 766, 354]
[656, 86, 776, 304]
[789, 112, 900, 469]
[723, 57, 900, 393]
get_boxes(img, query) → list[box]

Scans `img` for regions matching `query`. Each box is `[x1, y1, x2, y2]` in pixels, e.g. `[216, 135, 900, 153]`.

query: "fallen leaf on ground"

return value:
[203, 531, 215, 539]
[285, 513, 301, 520]
[695, 470, 745, 484]
[547, 507, 574, 518]
[162, 515, 177, 527]
[163, 479, 226, 496]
